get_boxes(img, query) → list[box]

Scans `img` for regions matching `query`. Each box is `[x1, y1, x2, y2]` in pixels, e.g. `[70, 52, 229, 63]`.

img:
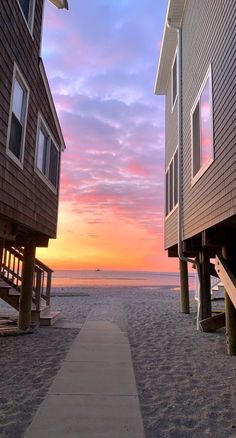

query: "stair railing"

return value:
[0, 247, 53, 311]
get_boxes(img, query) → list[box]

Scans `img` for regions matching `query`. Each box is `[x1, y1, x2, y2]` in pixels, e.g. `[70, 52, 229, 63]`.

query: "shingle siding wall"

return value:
[164, 0, 236, 249]
[0, 0, 61, 238]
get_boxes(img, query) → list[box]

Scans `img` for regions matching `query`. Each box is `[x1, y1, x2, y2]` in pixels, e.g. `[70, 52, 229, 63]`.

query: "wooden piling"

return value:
[222, 247, 236, 355]
[179, 259, 190, 313]
[199, 250, 211, 321]
[18, 241, 36, 331]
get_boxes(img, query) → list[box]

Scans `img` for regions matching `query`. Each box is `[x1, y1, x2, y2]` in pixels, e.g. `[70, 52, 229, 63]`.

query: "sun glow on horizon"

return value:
[37, 200, 178, 272]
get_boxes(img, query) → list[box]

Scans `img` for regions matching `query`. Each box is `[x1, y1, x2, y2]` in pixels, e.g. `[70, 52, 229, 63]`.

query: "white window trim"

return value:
[165, 203, 178, 220]
[171, 49, 178, 112]
[6, 63, 30, 169]
[35, 113, 59, 194]
[16, 0, 36, 37]
[165, 145, 179, 219]
[191, 64, 214, 186]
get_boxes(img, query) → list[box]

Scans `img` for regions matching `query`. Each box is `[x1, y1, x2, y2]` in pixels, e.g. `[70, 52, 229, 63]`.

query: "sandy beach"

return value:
[1, 286, 236, 437]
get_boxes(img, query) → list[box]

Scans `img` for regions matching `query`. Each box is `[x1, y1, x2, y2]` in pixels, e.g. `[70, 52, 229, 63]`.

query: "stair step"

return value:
[8, 289, 21, 296]
[0, 319, 14, 325]
[0, 280, 11, 290]
[40, 311, 61, 326]
[212, 285, 225, 290]
[31, 306, 60, 326]
[0, 326, 19, 336]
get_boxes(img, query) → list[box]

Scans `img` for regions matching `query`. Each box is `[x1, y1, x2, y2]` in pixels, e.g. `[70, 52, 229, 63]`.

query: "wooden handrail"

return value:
[0, 246, 53, 310]
[215, 255, 236, 308]
[10, 247, 53, 273]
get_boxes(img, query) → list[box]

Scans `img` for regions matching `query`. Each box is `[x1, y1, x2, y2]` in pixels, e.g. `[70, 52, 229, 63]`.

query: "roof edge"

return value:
[48, 0, 69, 10]
[154, 11, 169, 95]
[39, 59, 66, 151]
[154, 0, 187, 95]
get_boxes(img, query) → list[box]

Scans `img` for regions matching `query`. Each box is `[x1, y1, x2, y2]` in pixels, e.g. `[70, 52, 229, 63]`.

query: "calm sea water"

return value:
[52, 270, 196, 289]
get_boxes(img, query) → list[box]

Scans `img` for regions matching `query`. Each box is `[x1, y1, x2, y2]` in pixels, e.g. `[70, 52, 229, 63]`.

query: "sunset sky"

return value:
[37, 0, 178, 272]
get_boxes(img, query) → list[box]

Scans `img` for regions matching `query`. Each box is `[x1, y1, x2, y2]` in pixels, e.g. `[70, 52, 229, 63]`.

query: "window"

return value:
[36, 116, 59, 190]
[171, 52, 178, 110]
[165, 149, 178, 217]
[17, 0, 35, 33]
[191, 65, 214, 183]
[165, 172, 169, 216]
[173, 151, 178, 206]
[169, 161, 173, 212]
[7, 66, 29, 166]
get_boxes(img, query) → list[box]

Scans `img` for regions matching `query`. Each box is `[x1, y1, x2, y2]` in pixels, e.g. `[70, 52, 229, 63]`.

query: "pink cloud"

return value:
[41, 0, 170, 271]
[126, 160, 150, 177]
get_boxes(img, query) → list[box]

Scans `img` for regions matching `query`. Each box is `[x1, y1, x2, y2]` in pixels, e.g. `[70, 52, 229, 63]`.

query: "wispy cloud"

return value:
[40, 0, 175, 271]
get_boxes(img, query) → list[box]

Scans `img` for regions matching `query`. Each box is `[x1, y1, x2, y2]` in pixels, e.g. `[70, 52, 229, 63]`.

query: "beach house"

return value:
[155, 0, 236, 353]
[0, 0, 68, 331]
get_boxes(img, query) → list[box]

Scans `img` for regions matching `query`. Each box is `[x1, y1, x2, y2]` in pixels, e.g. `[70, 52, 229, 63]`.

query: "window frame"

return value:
[35, 114, 60, 193]
[191, 64, 214, 186]
[171, 49, 178, 112]
[6, 64, 30, 169]
[17, 0, 36, 36]
[165, 146, 179, 219]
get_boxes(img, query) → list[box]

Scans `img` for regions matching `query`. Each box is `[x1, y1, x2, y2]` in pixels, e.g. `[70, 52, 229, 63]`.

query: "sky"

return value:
[37, 0, 179, 272]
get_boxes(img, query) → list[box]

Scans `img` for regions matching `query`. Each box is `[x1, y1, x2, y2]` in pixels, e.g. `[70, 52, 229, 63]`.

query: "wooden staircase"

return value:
[0, 247, 60, 326]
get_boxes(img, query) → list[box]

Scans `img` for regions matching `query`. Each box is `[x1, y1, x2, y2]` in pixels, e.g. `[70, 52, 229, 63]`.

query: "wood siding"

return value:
[164, 41, 178, 249]
[0, 0, 62, 239]
[165, 208, 178, 249]
[164, 0, 236, 249]
[165, 43, 178, 169]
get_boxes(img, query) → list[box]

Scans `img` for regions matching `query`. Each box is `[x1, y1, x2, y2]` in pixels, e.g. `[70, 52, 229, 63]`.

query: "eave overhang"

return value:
[48, 0, 69, 10]
[154, 0, 187, 95]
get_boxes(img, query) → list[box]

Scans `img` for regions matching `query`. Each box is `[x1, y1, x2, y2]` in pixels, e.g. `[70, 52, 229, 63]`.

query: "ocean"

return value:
[52, 270, 196, 290]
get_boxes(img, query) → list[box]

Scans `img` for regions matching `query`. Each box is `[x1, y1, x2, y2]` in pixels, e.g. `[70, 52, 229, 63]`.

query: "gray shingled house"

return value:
[155, 0, 236, 353]
[0, 0, 68, 331]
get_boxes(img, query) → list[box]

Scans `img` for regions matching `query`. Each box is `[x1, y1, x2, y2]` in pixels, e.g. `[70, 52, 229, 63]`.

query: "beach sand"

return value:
[0, 286, 236, 437]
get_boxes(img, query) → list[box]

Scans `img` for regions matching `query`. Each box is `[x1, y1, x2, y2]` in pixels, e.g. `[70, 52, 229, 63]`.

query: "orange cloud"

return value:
[40, 0, 175, 274]
[37, 200, 178, 272]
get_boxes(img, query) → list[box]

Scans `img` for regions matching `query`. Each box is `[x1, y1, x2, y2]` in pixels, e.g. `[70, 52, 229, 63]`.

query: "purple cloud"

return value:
[42, 0, 168, 250]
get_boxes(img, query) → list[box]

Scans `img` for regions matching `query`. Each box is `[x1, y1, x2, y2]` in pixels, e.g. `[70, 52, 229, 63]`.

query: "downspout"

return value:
[167, 19, 201, 323]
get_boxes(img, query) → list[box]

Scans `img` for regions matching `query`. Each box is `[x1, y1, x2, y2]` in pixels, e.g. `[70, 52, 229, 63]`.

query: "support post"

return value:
[222, 247, 236, 355]
[179, 259, 190, 313]
[18, 241, 36, 331]
[198, 250, 211, 321]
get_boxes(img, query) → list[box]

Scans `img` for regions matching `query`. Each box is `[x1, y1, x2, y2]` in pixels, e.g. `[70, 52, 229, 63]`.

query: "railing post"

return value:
[35, 269, 42, 311]
[6, 250, 10, 281]
[18, 241, 36, 331]
[3, 247, 7, 276]
[16, 257, 20, 290]
[46, 271, 52, 306]
[0, 239, 4, 275]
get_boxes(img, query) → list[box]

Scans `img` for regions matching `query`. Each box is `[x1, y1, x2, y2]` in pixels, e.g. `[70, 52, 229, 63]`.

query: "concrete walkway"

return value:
[25, 321, 145, 437]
